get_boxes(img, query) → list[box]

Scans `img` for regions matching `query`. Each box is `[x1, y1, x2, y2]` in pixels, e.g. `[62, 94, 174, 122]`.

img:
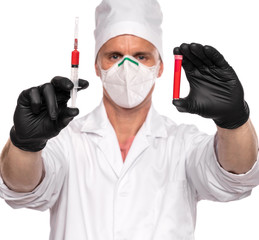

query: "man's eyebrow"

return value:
[103, 51, 123, 56]
[103, 51, 152, 56]
[133, 52, 152, 56]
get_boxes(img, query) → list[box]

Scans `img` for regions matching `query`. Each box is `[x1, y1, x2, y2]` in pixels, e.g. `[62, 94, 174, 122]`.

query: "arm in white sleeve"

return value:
[0, 130, 69, 211]
[184, 125, 259, 202]
[215, 119, 258, 174]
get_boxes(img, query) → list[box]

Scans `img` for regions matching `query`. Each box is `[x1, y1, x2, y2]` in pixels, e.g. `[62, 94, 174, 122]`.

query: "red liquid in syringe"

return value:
[71, 38, 79, 66]
[173, 55, 183, 99]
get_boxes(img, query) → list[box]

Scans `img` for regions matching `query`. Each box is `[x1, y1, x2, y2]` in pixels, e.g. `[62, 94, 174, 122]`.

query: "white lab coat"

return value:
[1, 101, 259, 240]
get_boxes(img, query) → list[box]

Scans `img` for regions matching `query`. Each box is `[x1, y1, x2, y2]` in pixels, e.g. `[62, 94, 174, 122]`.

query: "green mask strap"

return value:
[118, 57, 139, 67]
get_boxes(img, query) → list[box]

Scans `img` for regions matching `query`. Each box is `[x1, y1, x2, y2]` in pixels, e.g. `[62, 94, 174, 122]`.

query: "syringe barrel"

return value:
[70, 67, 79, 108]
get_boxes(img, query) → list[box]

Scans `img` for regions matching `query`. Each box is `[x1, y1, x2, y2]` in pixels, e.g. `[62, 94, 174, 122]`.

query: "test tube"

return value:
[173, 55, 183, 99]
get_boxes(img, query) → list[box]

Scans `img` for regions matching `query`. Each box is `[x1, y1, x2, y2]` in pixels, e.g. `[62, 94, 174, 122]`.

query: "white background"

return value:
[0, 0, 259, 239]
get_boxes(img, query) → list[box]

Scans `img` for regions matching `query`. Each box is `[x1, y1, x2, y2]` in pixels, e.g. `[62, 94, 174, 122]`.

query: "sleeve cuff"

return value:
[212, 135, 259, 188]
[0, 158, 56, 210]
[215, 151, 259, 183]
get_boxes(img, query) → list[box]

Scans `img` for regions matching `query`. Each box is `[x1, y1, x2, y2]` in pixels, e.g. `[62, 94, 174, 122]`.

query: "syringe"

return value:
[70, 17, 80, 108]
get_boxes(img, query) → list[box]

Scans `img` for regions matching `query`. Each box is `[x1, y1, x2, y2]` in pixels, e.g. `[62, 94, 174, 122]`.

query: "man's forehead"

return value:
[100, 34, 157, 53]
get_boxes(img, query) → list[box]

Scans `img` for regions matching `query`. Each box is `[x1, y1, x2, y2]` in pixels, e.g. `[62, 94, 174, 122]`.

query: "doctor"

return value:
[1, 0, 259, 239]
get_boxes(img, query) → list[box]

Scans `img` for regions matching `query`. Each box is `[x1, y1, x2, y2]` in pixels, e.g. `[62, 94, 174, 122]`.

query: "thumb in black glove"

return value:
[10, 76, 89, 152]
[173, 43, 249, 129]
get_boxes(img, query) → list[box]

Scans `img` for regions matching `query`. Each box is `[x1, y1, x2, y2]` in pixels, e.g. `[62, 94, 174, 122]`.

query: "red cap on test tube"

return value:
[173, 55, 183, 99]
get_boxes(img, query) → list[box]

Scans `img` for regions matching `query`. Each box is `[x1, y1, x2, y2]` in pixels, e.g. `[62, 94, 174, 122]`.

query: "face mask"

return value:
[98, 55, 160, 108]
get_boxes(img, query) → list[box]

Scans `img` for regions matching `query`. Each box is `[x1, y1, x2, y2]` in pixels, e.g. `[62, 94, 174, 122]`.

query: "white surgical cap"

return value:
[94, 0, 163, 60]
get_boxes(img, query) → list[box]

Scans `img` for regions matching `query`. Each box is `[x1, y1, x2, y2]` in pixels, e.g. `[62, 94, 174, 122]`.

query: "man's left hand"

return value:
[173, 43, 249, 129]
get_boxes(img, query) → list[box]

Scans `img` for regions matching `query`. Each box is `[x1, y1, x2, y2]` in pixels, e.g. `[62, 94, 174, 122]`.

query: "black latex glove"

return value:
[173, 43, 249, 129]
[10, 76, 89, 152]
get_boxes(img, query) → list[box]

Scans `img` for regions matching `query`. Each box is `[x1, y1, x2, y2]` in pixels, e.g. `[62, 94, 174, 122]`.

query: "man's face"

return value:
[95, 34, 163, 77]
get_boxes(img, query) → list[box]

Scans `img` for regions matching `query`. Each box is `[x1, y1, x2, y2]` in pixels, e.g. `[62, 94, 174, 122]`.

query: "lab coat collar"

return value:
[80, 100, 168, 178]
[80, 100, 168, 138]
[80, 101, 109, 136]
[144, 104, 168, 138]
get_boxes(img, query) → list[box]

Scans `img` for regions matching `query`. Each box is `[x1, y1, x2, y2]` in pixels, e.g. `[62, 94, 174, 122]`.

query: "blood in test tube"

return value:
[173, 55, 183, 99]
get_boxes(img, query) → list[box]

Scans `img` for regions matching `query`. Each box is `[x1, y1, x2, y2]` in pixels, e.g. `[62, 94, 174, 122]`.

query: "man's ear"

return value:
[95, 62, 101, 77]
[157, 61, 164, 78]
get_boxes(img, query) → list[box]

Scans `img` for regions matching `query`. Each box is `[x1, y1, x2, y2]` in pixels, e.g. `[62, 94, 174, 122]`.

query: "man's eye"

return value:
[137, 55, 146, 60]
[111, 55, 119, 60]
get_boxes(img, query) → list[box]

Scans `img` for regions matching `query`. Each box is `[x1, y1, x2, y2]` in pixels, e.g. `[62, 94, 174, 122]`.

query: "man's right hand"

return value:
[10, 76, 89, 152]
